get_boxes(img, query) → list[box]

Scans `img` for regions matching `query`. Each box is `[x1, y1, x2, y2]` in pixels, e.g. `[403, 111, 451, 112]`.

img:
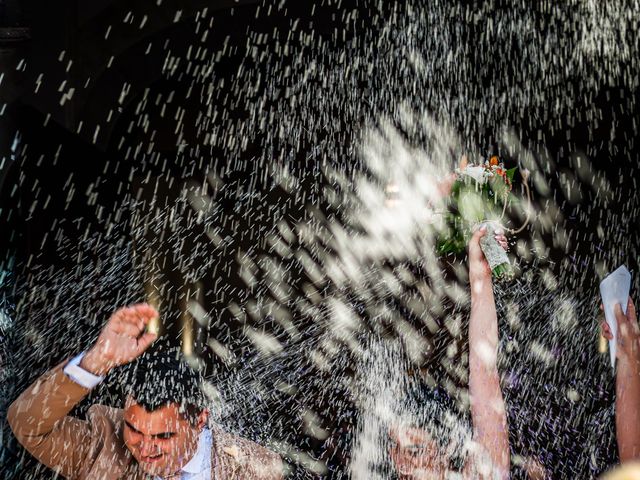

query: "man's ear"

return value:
[197, 409, 209, 430]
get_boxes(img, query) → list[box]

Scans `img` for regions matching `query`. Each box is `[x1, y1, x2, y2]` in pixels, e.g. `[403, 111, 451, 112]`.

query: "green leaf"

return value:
[492, 262, 512, 278]
[506, 167, 518, 182]
[459, 190, 485, 224]
[450, 179, 463, 197]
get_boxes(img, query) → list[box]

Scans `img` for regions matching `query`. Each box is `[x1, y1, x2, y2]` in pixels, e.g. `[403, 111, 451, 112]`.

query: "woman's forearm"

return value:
[468, 273, 509, 476]
[616, 357, 640, 463]
[469, 275, 499, 367]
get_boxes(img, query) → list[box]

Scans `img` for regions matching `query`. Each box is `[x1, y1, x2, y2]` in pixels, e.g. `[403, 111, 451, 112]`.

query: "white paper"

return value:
[599, 265, 631, 369]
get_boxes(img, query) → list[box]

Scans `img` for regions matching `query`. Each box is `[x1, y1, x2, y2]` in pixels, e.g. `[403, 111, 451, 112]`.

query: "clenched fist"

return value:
[80, 304, 159, 376]
[468, 226, 508, 281]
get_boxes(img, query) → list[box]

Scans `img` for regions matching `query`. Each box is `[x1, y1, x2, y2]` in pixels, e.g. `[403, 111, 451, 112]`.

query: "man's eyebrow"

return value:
[150, 431, 177, 439]
[125, 421, 176, 438]
[125, 420, 142, 434]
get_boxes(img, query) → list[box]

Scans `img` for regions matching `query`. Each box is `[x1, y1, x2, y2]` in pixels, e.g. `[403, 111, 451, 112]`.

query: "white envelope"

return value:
[599, 265, 631, 369]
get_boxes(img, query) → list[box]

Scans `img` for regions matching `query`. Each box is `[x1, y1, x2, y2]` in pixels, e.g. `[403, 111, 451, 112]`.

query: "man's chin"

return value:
[136, 455, 174, 476]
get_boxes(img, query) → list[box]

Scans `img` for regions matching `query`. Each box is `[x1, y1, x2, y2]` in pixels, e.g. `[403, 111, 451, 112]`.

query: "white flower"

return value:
[459, 165, 490, 184]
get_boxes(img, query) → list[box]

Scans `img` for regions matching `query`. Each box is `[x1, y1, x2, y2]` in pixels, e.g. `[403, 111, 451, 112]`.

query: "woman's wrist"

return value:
[470, 267, 492, 287]
[618, 354, 640, 377]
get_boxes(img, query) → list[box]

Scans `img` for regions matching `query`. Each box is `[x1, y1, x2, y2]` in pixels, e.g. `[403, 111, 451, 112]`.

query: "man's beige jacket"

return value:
[8, 361, 283, 480]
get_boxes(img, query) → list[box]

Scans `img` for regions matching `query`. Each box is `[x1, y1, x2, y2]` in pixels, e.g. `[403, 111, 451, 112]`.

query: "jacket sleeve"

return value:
[7, 360, 95, 480]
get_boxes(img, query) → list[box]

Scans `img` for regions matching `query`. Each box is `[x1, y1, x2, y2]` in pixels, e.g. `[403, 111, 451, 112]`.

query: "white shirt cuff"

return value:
[63, 352, 105, 389]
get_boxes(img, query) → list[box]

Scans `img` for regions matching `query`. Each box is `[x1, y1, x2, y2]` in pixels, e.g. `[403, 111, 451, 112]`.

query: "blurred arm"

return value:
[7, 360, 94, 478]
[467, 228, 510, 478]
[613, 299, 640, 463]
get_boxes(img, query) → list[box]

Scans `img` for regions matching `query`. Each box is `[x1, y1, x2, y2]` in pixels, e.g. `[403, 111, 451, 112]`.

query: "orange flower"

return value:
[490, 156, 499, 166]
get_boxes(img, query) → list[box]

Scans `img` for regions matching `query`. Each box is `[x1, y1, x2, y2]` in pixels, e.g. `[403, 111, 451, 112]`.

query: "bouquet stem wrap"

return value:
[478, 221, 510, 277]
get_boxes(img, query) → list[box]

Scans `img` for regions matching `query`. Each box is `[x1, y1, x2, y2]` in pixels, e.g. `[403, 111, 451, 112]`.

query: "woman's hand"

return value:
[601, 297, 639, 365]
[468, 226, 508, 281]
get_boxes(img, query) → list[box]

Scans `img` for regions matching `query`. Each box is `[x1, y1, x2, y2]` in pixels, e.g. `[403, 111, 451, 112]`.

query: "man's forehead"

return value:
[124, 401, 185, 429]
[124, 395, 178, 411]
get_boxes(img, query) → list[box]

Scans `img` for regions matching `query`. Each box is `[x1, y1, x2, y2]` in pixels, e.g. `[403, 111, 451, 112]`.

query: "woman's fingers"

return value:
[614, 302, 640, 346]
[615, 303, 630, 338]
[601, 321, 613, 340]
[626, 298, 640, 337]
[469, 226, 487, 256]
[599, 299, 639, 354]
[627, 297, 637, 323]
[495, 234, 508, 251]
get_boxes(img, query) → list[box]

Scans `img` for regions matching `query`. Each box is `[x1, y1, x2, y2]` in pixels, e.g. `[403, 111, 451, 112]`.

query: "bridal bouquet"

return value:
[436, 156, 522, 277]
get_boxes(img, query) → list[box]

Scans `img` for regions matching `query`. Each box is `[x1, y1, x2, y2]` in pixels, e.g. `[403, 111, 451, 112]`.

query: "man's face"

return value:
[123, 399, 205, 477]
[389, 426, 449, 480]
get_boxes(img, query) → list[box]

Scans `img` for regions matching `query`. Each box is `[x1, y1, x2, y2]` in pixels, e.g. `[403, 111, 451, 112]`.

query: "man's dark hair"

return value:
[122, 347, 206, 425]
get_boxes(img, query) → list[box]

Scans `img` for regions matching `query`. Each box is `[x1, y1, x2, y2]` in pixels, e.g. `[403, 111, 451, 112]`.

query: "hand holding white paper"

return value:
[599, 265, 632, 369]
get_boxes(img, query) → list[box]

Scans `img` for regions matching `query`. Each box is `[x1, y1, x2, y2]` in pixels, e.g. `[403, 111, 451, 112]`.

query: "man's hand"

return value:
[468, 226, 508, 281]
[601, 297, 639, 365]
[80, 304, 158, 376]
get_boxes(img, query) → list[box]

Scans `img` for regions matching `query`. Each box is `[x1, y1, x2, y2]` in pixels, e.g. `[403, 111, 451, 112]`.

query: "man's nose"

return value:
[139, 439, 159, 455]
